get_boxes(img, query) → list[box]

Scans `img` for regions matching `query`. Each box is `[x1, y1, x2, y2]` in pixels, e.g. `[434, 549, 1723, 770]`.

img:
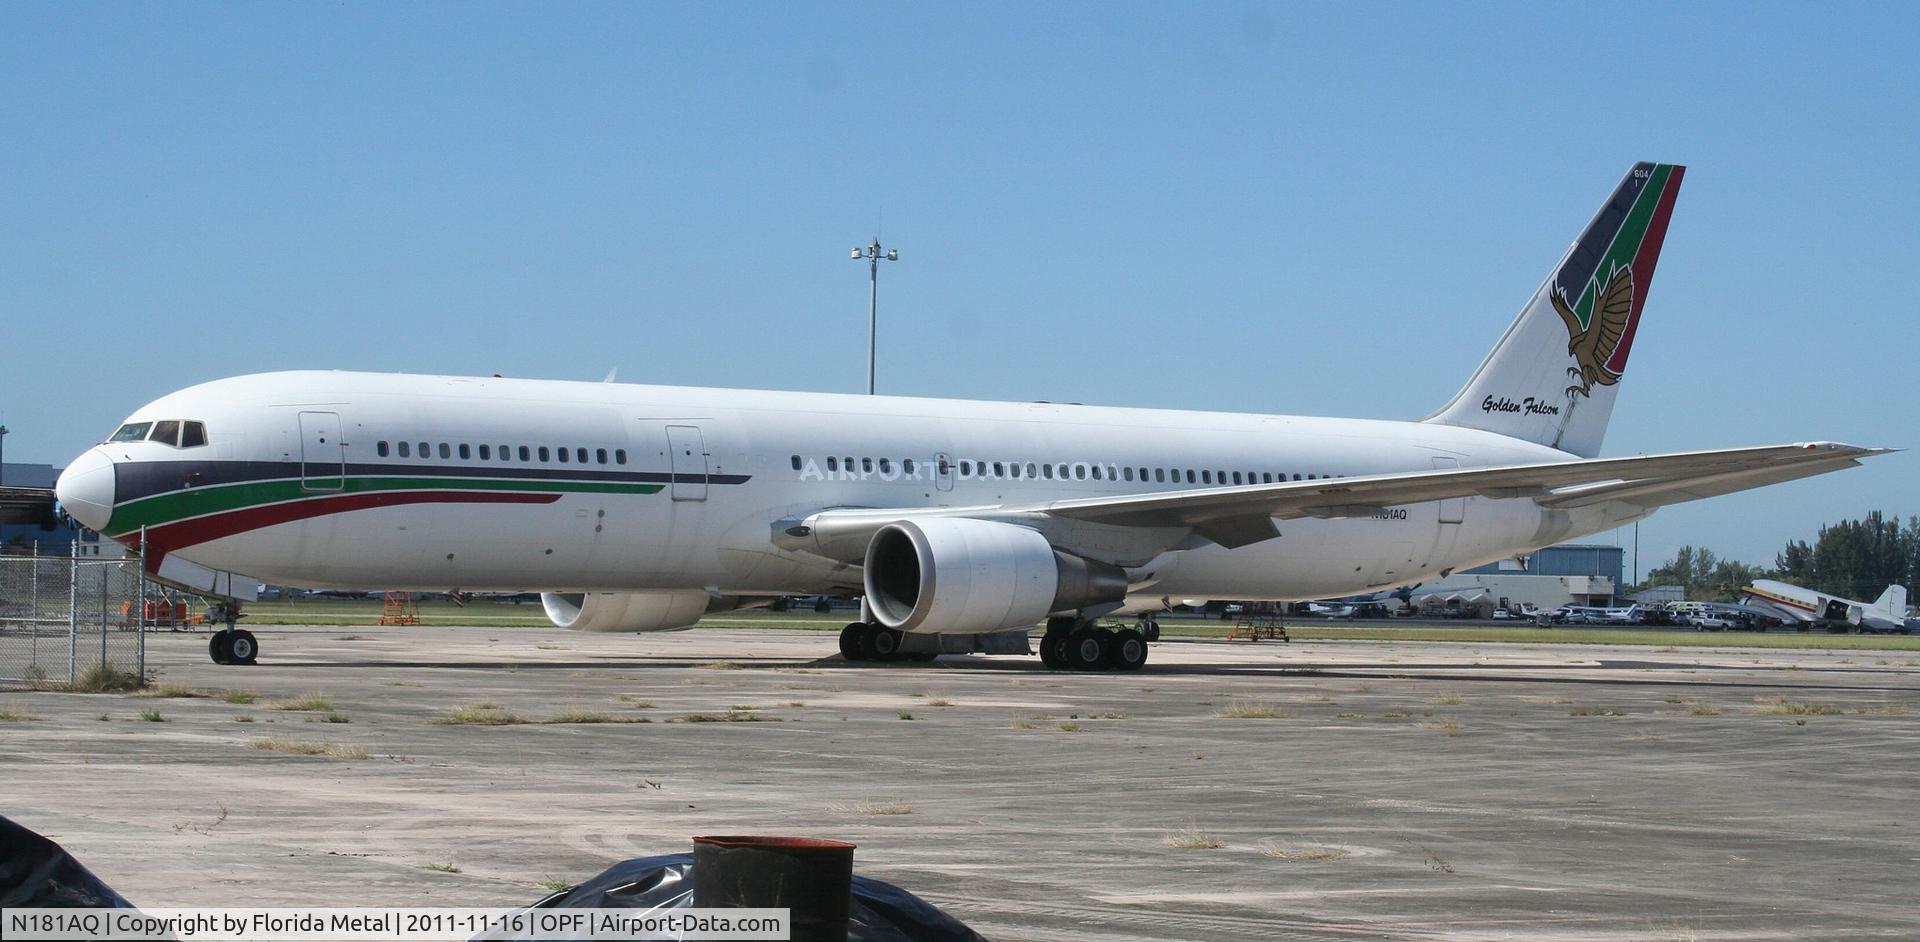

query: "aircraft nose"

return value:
[55, 448, 116, 532]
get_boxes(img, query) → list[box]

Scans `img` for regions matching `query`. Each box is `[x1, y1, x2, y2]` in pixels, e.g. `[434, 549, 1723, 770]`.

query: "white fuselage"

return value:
[76, 371, 1645, 602]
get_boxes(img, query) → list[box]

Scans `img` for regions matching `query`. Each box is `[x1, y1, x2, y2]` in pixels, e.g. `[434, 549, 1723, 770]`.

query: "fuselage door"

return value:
[298, 411, 345, 492]
[666, 425, 709, 501]
[934, 452, 955, 492]
[1431, 456, 1465, 524]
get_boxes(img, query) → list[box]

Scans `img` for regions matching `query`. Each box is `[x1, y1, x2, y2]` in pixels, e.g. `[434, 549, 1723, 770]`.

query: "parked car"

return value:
[1491, 608, 1513, 620]
[1690, 613, 1738, 631]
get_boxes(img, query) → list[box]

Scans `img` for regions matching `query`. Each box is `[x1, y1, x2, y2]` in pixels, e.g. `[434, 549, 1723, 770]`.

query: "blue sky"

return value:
[2, 2, 1913, 572]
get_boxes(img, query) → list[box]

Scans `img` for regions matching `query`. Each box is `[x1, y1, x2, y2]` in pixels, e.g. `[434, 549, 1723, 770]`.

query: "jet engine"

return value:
[863, 517, 1128, 634]
[541, 590, 717, 633]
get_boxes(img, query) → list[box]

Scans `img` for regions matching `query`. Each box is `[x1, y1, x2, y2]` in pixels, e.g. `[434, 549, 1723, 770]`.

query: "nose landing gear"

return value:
[205, 601, 256, 665]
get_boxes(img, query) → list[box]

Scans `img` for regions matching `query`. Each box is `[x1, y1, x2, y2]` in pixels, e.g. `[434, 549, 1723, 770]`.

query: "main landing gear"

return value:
[1040, 615, 1150, 672]
[207, 601, 256, 665]
[838, 623, 938, 663]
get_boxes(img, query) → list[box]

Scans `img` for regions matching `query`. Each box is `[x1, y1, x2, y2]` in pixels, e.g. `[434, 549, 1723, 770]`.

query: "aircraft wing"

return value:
[781, 442, 1892, 561]
[1037, 442, 1889, 547]
[0, 486, 59, 528]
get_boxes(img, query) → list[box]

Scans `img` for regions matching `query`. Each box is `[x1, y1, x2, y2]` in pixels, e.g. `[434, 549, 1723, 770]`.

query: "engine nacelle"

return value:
[541, 590, 712, 633]
[863, 517, 1128, 634]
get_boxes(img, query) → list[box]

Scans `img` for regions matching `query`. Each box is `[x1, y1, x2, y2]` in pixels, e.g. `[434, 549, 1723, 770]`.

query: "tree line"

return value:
[1633, 512, 1919, 603]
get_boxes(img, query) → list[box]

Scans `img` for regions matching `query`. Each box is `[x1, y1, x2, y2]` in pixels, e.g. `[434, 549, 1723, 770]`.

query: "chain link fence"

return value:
[0, 550, 149, 689]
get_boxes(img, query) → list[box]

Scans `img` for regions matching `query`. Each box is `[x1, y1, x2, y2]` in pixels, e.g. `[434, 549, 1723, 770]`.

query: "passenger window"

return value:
[558, 447, 569, 464]
[378, 441, 390, 458]
[1091, 465, 1103, 480]
[438, 443, 451, 459]
[478, 445, 490, 460]
[903, 458, 915, 475]
[181, 422, 207, 448]
[108, 422, 152, 443]
[519, 446, 531, 462]
[1263, 472, 1273, 483]
[459, 444, 471, 460]
[993, 461, 1004, 477]
[1026, 463, 1037, 478]
[500, 445, 511, 462]
[1292, 473, 1301, 481]
[577, 448, 588, 464]
[880, 458, 892, 474]
[959, 460, 972, 476]
[791, 455, 802, 471]
[1185, 470, 1196, 484]
[1042, 464, 1054, 479]
[419, 442, 429, 458]
[863, 457, 874, 473]
[1058, 464, 1069, 479]
[398, 441, 411, 458]
[1155, 468, 1166, 483]
[1232, 471, 1242, 485]
[1074, 465, 1087, 480]
[827, 457, 838, 472]
[538, 447, 550, 462]
[1201, 470, 1212, 484]
[149, 420, 180, 446]
[615, 449, 627, 465]
[597, 448, 608, 465]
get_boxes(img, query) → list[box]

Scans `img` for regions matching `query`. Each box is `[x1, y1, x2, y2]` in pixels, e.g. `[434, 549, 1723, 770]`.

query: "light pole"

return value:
[0, 424, 9, 487]
[851, 239, 899, 395]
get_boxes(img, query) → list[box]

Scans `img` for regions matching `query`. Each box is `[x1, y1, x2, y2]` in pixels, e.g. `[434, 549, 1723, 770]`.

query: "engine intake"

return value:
[863, 518, 1127, 634]
[542, 590, 713, 633]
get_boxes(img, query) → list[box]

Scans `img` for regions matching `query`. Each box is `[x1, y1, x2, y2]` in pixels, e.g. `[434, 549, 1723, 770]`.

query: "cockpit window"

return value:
[180, 421, 207, 448]
[109, 422, 152, 443]
[148, 420, 181, 446]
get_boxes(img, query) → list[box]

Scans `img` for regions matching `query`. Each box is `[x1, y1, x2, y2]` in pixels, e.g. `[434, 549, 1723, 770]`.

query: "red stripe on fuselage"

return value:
[133, 490, 561, 571]
[1606, 166, 1684, 376]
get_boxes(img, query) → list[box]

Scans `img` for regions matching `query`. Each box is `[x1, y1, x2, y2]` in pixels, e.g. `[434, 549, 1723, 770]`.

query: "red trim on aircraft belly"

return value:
[138, 490, 562, 570]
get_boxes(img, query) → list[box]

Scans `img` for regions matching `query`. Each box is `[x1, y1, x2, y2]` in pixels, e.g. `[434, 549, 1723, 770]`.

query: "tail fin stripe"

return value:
[1608, 165, 1684, 375]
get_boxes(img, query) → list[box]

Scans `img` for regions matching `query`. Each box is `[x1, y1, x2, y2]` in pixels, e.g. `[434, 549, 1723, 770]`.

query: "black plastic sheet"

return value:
[488, 853, 985, 942]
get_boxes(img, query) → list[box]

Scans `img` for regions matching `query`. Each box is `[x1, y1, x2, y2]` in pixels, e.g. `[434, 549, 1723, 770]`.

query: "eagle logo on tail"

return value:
[1550, 264, 1636, 400]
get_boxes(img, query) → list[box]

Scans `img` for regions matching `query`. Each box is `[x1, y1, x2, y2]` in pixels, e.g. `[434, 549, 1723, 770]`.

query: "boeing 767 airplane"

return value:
[47, 163, 1893, 668]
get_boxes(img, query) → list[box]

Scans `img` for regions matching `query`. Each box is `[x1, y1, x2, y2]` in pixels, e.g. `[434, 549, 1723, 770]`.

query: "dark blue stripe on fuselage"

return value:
[114, 460, 751, 504]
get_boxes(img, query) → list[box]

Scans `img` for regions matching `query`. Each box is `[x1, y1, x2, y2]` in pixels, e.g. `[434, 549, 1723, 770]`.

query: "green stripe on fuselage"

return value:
[105, 476, 664, 536]
[1571, 163, 1673, 329]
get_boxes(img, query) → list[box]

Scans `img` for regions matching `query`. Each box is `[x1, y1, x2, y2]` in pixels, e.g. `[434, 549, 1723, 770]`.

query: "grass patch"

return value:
[322, 712, 351, 724]
[1686, 703, 1723, 716]
[676, 708, 777, 723]
[42, 665, 147, 693]
[695, 661, 744, 670]
[832, 801, 913, 816]
[252, 738, 369, 759]
[265, 694, 333, 712]
[1335, 712, 1363, 719]
[1417, 717, 1462, 736]
[0, 707, 41, 721]
[925, 698, 952, 707]
[1569, 705, 1626, 717]
[234, 714, 254, 723]
[1162, 827, 1226, 849]
[139, 709, 166, 722]
[541, 711, 648, 724]
[535, 878, 573, 892]
[1752, 696, 1840, 716]
[1257, 841, 1349, 862]
[1846, 704, 1912, 715]
[1217, 700, 1287, 719]
[139, 682, 207, 698]
[896, 710, 915, 721]
[1429, 693, 1462, 706]
[222, 690, 259, 704]
[615, 696, 654, 708]
[1011, 718, 1037, 730]
[1056, 721, 1082, 732]
[1380, 710, 1409, 719]
[433, 704, 528, 725]
[418, 861, 461, 873]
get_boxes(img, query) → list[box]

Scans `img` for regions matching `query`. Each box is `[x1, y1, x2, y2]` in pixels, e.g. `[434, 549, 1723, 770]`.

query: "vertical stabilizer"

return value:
[1424, 163, 1685, 457]
[1872, 585, 1908, 619]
